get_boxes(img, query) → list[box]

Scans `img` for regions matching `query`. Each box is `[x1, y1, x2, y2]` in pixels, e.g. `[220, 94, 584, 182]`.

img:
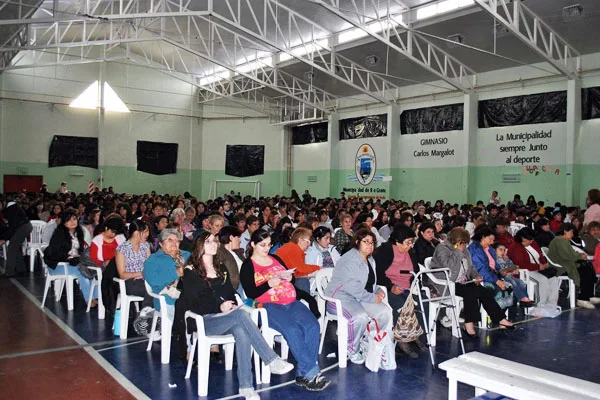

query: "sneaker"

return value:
[139, 306, 154, 318]
[577, 300, 596, 310]
[295, 376, 309, 388]
[239, 387, 260, 400]
[440, 315, 452, 328]
[589, 297, 600, 305]
[304, 374, 331, 392]
[348, 351, 365, 364]
[268, 358, 294, 375]
[147, 330, 161, 342]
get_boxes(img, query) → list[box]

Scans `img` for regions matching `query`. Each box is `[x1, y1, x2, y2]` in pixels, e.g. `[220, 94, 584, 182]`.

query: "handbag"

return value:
[363, 319, 387, 373]
[393, 296, 424, 343]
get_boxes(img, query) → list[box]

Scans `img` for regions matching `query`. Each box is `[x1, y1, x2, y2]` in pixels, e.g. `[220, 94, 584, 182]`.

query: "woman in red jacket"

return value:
[508, 228, 560, 307]
[274, 227, 320, 294]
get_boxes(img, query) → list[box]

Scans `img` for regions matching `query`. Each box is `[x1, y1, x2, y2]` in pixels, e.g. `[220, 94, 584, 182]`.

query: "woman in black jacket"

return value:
[413, 222, 439, 267]
[1, 201, 33, 277]
[373, 225, 425, 358]
[175, 231, 293, 400]
[43, 209, 97, 305]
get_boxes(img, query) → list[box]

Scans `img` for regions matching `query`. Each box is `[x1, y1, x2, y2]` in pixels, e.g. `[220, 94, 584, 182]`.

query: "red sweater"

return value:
[275, 242, 320, 278]
[507, 241, 547, 271]
[549, 219, 562, 233]
[495, 232, 515, 248]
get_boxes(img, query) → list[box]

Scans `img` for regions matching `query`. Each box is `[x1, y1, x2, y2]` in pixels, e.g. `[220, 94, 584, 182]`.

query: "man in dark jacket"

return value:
[1, 201, 33, 277]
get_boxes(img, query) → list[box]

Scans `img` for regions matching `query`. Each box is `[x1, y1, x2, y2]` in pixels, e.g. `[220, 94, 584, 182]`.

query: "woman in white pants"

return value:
[508, 228, 560, 306]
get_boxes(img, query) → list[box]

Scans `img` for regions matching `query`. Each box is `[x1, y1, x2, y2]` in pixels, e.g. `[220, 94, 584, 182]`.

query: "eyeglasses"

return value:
[257, 242, 273, 248]
[361, 240, 375, 246]
[403, 239, 415, 245]
[300, 238, 311, 243]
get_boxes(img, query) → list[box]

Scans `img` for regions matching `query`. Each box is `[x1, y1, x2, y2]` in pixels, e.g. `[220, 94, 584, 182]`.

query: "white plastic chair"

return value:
[86, 266, 105, 319]
[145, 281, 173, 364]
[315, 268, 349, 368]
[113, 278, 143, 340]
[1, 241, 8, 269]
[27, 221, 47, 272]
[184, 310, 236, 397]
[422, 258, 464, 339]
[41, 261, 78, 311]
[541, 247, 577, 309]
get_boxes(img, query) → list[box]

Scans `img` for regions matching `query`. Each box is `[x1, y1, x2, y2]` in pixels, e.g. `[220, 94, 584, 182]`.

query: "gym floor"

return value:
[1, 271, 599, 400]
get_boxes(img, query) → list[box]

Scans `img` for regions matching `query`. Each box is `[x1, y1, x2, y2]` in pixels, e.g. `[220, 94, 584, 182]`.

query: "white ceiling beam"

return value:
[311, 0, 476, 92]
[473, 0, 580, 78]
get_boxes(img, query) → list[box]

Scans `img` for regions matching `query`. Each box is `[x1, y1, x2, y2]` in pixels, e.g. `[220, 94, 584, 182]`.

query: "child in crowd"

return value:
[494, 243, 535, 307]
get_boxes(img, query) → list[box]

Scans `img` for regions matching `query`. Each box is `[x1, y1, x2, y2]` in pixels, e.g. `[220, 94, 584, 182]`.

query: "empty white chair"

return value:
[27, 221, 47, 272]
[41, 260, 78, 311]
[145, 281, 174, 364]
[113, 278, 143, 339]
[315, 268, 349, 368]
[421, 258, 463, 340]
[184, 310, 236, 397]
[541, 247, 577, 309]
[86, 266, 105, 319]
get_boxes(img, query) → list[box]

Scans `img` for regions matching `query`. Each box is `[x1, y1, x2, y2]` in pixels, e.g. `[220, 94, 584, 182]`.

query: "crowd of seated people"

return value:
[1, 186, 600, 399]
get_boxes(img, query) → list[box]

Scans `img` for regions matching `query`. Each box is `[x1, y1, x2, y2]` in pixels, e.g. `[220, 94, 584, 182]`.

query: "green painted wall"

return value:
[0, 162, 200, 196]
[391, 167, 466, 204]
[288, 170, 331, 199]
[576, 164, 600, 207]
[199, 170, 286, 199]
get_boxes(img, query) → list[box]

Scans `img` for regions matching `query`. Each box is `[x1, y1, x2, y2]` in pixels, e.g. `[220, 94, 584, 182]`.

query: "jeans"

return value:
[503, 275, 528, 301]
[264, 301, 320, 380]
[295, 278, 311, 294]
[47, 263, 97, 303]
[387, 290, 428, 334]
[203, 308, 278, 389]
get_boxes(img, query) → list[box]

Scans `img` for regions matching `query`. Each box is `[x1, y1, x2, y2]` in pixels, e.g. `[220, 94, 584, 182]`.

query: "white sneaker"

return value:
[239, 387, 260, 400]
[348, 351, 366, 364]
[147, 330, 161, 341]
[589, 297, 600, 305]
[268, 358, 294, 375]
[139, 306, 154, 318]
[577, 300, 596, 310]
[440, 315, 452, 328]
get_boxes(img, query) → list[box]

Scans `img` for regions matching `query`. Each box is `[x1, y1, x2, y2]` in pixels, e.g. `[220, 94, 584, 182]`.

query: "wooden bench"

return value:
[439, 351, 600, 400]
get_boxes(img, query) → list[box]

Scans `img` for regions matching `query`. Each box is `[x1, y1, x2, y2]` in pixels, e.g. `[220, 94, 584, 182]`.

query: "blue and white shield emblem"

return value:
[355, 144, 376, 185]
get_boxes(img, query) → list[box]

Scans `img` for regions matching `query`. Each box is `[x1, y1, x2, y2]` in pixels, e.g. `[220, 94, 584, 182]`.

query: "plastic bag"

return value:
[363, 319, 387, 373]
[379, 335, 397, 371]
[530, 305, 562, 318]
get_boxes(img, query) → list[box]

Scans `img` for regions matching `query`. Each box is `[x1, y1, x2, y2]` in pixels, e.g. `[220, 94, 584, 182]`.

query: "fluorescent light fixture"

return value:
[236, 57, 274, 74]
[337, 15, 403, 45]
[103, 82, 130, 113]
[69, 80, 130, 112]
[416, 0, 474, 20]
[69, 80, 99, 110]
[199, 70, 231, 86]
[279, 39, 329, 62]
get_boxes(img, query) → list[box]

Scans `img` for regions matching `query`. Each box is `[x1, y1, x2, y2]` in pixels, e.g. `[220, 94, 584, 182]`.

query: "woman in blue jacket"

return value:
[468, 226, 513, 309]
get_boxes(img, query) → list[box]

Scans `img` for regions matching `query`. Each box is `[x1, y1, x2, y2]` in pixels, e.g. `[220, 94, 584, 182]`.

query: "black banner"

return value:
[400, 103, 463, 134]
[136, 140, 178, 175]
[225, 145, 265, 177]
[49, 135, 98, 169]
[478, 91, 567, 128]
[582, 86, 600, 120]
[292, 122, 328, 145]
[339, 114, 387, 140]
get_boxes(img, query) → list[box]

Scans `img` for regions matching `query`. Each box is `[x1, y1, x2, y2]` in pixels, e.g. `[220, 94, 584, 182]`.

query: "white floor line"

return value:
[485, 307, 577, 331]
[10, 278, 151, 400]
[0, 338, 147, 360]
[215, 362, 340, 400]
